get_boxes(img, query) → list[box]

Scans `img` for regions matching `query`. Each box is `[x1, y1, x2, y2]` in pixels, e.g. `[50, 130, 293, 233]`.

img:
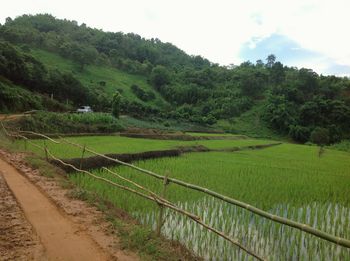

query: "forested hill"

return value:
[1, 14, 350, 144]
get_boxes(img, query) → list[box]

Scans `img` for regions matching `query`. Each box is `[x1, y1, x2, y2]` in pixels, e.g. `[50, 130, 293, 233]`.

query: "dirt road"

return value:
[0, 158, 111, 261]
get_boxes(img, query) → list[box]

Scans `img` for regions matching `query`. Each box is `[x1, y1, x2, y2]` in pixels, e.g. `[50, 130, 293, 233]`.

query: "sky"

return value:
[1, 0, 350, 76]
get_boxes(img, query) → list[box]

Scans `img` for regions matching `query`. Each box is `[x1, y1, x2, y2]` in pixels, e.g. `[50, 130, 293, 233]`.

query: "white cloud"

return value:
[247, 0, 350, 72]
[1, 0, 350, 74]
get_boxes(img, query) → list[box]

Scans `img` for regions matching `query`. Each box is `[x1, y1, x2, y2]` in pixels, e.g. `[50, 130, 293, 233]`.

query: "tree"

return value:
[310, 127, 330, 145]
[236, 67, 268, 98]
[264, 93, 298, 131]
[270, 62, 285, 85]
[149, 65, 171, 89]
[266, 54, 276, 68]
[256, 59, 264, 67]
[289, 125, 310, 143]
[297, 68, 318, 96]
[70, 44, 98, 70]
[112, 91, 121, 118]
[5, 17, 12, 24]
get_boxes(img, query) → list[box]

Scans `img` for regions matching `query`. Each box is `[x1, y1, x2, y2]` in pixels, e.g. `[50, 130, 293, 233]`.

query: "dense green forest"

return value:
[1, 14, 350, 143]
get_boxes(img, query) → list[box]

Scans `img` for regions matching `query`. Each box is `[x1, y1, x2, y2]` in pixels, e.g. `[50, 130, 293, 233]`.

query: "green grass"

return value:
[29, 49, 167, 108]
[20, 135, 274, 158]
[69, 143, 350, 260]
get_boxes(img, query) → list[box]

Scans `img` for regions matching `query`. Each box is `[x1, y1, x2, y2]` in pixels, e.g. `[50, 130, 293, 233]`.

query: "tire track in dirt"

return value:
[0, 172, 45, 260]
[0, 158, 111, 261]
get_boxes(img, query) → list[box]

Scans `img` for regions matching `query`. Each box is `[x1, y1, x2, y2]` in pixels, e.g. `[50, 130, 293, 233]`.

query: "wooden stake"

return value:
[80, 144, 86, 169]
[157, 172, 169, 236]
[44, 141, 49, 161]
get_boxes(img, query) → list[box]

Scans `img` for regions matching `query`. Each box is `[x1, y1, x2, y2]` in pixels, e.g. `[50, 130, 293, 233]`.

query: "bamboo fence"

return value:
[1, 125, 264, 260]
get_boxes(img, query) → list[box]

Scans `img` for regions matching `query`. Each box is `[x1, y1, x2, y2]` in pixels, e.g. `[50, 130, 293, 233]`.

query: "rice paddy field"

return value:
[18, 134, 350, 260]
[68, 143, 350, 260]
[19, 135, 274, 158]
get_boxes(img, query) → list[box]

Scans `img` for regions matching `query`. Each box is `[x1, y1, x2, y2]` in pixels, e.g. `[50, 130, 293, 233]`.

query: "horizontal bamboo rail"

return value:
[4, 127, 350, 249]
[19, 130, 60, 143]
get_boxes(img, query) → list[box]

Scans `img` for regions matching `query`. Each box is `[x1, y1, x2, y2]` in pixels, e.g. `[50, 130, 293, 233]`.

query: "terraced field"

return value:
[19, 135, 274, 158]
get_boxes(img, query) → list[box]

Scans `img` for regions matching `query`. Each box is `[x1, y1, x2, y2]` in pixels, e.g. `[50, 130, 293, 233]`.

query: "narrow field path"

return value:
[0, 158, 111, 261]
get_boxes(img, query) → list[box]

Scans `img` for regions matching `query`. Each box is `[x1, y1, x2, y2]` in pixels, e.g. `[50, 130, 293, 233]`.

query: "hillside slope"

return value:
[1, 14, 350, 143]
[29, 49, 168, 108]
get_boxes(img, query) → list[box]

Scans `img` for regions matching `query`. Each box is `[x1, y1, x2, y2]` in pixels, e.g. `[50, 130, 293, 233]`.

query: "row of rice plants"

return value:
[70, 144, 350, 259]
[136, 198, 350, 260]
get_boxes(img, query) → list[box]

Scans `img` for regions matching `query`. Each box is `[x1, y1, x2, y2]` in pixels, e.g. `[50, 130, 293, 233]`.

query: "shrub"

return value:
[289, 125, 310, 143]
[131, 84, 155, 102]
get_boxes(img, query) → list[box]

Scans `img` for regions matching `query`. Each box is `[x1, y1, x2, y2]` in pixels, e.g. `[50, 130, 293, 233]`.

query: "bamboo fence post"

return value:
[44, 141, 49, 162]
[156, 172, 169, 236]
[80, 144, 86, 169]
